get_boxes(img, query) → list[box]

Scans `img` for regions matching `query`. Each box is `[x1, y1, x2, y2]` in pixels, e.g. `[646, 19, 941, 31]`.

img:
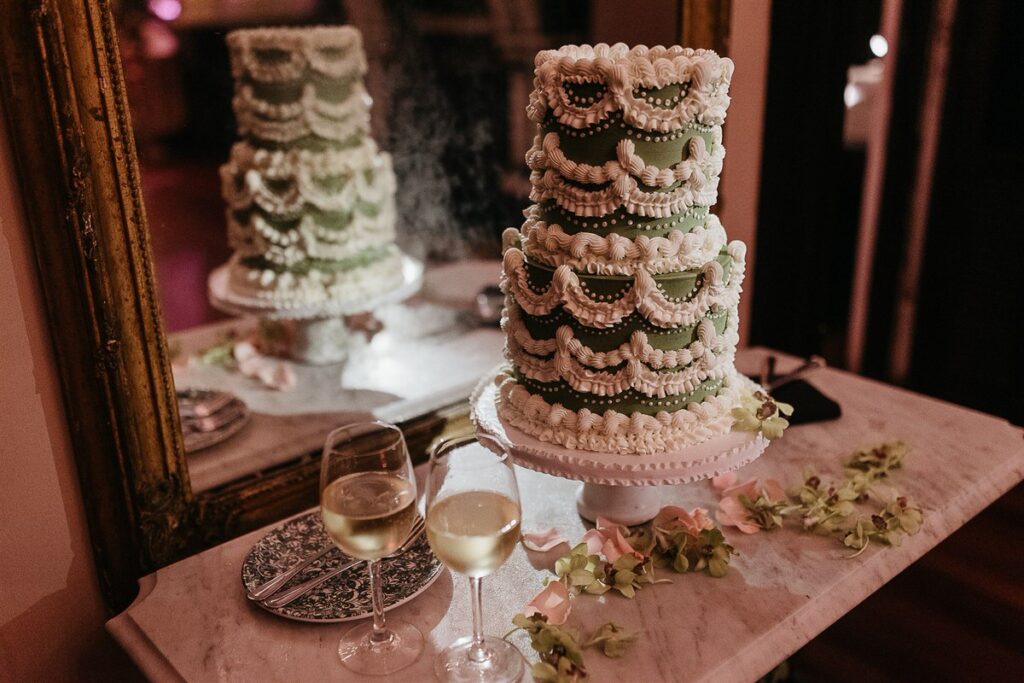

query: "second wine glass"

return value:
[426, 434, 525, 682]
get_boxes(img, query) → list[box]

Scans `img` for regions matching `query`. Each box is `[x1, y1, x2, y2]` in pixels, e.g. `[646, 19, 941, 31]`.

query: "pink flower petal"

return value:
[238, 355, 267, 378]
[522, 528, 568, 552]
[525, 580, 571, 625]
[763, 479, 787, 503]
[581, 529, 605, 555]
[233, 340, 258, 363]
[717, 497, 760, 534]
[257, 362, 296, 391]
[723, 479, 760, 501]
[691, 507, 715, 531]
[712, 471, 738, 490]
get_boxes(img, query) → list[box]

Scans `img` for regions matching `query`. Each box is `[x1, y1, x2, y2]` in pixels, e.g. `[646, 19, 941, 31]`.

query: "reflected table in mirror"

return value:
[172, 260, 505, 492]
[108, 349, 1024, 682]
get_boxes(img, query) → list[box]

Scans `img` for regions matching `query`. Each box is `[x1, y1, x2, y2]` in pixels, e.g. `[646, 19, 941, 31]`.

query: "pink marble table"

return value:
[108, 350, 1024, 682]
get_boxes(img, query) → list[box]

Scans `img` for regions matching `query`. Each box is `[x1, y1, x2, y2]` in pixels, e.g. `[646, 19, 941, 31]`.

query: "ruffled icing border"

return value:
[225, 138, 386, 178]
[227, 26, 367, 83]
[226, 247, 404, 307]
[233, 82, 371, 144]
[496, 366, 741, 455]
[506, 312, 738, 398]
[516, 211, 727, 275]
[221, 150, 396, 216]
[528, 44, 733, 131]
[501, 241, 745, 329]
[228, 203, 396, 267]
[504, 299, 738, 393]
[528, 128, 722, 189]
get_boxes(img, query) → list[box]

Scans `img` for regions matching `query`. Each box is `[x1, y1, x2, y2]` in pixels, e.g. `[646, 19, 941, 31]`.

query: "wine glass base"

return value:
[435, 635, 526, 683]
[337, 619, 423, 676]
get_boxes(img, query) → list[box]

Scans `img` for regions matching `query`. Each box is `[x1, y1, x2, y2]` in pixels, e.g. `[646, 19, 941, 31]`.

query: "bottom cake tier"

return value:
[496, 365, 742, 455]
[225, 244, 405, 309]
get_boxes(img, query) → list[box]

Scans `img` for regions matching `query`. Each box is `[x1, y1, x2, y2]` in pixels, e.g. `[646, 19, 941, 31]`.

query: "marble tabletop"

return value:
[174, 260, 505, 492]
[108, 350, 1024, 682]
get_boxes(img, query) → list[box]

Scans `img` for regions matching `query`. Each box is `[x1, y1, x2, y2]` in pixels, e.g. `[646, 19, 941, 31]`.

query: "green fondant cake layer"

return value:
[522, 251, 733, 301]
[542, 113, 715, 168]
[241, 244, 393, 275]
[518, 305, 729, 354]
[534, 203, 710, 239]
[233, 201, 383, 232]
[244, 74, 358, 105]
[245, 133, 365, 152]
[515, 374, 726, 415]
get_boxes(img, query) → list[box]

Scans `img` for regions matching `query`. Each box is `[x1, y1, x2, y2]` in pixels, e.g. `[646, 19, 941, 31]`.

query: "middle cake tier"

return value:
[501, 239, 745, 415]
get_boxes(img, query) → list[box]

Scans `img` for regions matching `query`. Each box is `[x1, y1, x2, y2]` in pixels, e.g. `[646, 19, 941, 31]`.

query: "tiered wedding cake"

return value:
[219, 26, 403, 309]
[498, 44, 745, 455]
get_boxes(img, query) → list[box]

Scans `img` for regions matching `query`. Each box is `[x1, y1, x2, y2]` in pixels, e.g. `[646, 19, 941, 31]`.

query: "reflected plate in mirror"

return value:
[177, 388, 251, 454]
[241, 511, 442, 623]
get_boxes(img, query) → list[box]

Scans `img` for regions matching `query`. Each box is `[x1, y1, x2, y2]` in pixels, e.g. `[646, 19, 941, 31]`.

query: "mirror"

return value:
[0, 0, 730, 609]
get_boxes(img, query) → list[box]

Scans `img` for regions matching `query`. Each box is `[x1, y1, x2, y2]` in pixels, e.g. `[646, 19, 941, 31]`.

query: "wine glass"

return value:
[426, 434, 525, 682]
[319, 421, 423, 675]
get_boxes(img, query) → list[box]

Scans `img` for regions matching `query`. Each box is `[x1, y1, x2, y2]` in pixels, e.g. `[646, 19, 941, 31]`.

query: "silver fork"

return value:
[262, 516, 426, 610]
[246, 544, 338, 601]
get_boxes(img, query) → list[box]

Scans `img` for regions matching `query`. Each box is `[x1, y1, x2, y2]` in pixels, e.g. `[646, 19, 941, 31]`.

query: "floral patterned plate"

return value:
[241, 511, 442, 623]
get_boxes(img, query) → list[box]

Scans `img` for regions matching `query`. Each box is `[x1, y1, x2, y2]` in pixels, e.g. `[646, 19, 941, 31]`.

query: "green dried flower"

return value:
[511, 613, 587, 682]
[584, 623, 638, 658]
[784, 468, 859, 534]
[732, 390, 794, 440]
[845, 442, 906, 482]
[199, 338, 236, 367]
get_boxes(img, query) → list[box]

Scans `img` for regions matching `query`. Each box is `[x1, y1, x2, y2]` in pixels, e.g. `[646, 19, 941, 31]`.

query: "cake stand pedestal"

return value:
[471, 368, 769, 525]
[208, 256, 424, 365]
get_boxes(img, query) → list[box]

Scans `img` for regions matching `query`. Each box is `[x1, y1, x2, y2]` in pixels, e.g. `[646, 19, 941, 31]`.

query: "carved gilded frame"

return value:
[0, 0, 730, 612]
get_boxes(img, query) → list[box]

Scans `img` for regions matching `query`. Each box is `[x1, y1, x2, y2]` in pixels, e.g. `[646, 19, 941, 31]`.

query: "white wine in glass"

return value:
[320, 421, 423, 676]
[426, 434, 525, 683]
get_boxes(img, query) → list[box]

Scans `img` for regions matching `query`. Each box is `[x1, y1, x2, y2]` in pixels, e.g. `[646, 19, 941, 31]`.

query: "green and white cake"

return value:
[220, 26, 402, 308]
[499, 43, 745, 455]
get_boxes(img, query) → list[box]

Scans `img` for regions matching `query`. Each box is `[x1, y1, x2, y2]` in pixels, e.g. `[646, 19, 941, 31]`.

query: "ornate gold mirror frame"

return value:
[0, 0, 730, 612]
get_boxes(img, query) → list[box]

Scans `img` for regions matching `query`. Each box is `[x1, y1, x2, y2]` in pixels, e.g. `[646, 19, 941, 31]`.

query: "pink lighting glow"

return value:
[148, 0, 182, 22]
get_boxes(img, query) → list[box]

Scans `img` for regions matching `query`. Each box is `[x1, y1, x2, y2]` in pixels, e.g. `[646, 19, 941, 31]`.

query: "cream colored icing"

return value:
[227, 204, 396, 267]
[527, 44, 734, 132]
[518, 211, 727, 275]
[227, 26, 367, 83]
[527, 128, 723, 189]
[506, 319, 738, 398]
[501, 241, 746, 329]
[233, 82, 372, 143]
[225, 138, 383, 177]
[226, 248, 404, 308]
[221, 150, 396, 216]
[529, 162, 719, 218]
[496, 367, 741, 455]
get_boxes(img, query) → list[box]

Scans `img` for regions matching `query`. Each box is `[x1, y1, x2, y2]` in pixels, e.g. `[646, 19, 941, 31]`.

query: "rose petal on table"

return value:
[718, 496, 761, 534]
[525, 580, 571, 625]
[522, 528, 568, 552]
[256, 361, 297, 391]
[712, 471, 738, 490]
[233, 340, 259, 364]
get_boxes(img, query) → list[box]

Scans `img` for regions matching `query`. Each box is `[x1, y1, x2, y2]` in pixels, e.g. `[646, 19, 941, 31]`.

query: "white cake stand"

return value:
[471, 367, 769, 525]
[208, 255, 424, 365]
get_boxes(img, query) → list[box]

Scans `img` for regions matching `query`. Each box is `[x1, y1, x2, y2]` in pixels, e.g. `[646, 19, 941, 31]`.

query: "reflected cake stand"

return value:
[208, 255, 423, 365]
[471, 365, 769, 525]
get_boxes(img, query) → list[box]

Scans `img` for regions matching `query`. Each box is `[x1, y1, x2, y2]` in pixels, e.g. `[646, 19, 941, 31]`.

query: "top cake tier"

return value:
[528, 43, 734, 132]
[525, 44, 733, 233]
[226, 26, 371, 149]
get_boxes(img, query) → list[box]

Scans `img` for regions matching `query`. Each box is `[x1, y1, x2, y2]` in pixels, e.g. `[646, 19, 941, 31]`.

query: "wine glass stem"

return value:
[468, 576, 488, 663]
[368, 559, 390, 644]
